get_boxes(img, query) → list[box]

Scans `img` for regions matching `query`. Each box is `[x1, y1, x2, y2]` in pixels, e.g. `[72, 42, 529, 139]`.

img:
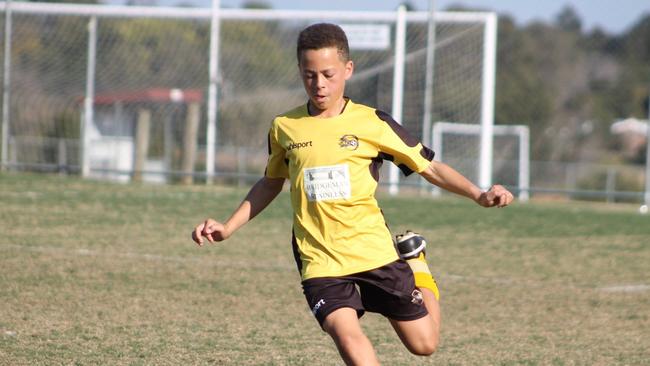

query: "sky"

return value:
[147, 0, 650, 35]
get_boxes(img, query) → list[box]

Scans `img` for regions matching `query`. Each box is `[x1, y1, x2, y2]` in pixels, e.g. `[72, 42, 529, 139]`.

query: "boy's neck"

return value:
[308, 98, 348, 118]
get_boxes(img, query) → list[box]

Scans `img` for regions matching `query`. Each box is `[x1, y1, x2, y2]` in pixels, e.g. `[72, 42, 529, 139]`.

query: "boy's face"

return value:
[298, 47, 353, 115]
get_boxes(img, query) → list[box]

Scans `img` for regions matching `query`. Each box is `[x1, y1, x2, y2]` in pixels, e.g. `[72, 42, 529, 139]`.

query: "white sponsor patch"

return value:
[303, 164, 351, 202]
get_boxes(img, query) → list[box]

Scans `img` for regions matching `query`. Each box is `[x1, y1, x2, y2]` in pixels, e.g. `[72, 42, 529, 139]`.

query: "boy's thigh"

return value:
[356, 260, 429, 322]
[321, 307, 363, 335]
[388, 287, 439, 349]
[301, 277, 365, 328]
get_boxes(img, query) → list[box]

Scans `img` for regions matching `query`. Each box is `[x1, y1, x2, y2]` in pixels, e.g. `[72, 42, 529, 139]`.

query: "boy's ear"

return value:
[344, 60, 354, 80]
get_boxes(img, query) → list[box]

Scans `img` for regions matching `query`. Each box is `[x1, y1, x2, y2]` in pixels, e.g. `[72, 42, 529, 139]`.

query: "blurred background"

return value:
[1, 0, 649, 204]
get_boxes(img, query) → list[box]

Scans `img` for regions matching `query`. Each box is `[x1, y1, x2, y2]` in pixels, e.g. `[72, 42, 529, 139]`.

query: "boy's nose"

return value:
[315, 74, 326, 88]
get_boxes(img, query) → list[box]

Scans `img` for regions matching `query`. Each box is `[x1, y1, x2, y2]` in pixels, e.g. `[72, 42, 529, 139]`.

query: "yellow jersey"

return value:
[265, 99, 435, 280]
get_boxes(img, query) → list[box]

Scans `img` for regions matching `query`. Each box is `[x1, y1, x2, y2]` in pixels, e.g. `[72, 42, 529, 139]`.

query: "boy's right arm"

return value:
[191, 176, 285, 246]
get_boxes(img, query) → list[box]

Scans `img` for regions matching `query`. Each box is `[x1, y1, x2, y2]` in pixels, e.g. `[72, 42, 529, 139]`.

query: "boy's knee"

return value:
[410, 344, 437, 356]
[333, 332, 368, 349]
[407, 336, 438, 356]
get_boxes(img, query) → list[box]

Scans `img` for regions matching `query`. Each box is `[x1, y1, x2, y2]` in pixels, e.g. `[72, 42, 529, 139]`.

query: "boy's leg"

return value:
[302, 277, 378, 365]
[394, 232, 441, 355]
[322, 307, 380, 366]
[389, 287, 440, 356]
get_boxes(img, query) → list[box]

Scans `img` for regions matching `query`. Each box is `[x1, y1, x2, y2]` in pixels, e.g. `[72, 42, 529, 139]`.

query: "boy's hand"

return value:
[477, 185, 514, 208]
[192, 219, 231, 246]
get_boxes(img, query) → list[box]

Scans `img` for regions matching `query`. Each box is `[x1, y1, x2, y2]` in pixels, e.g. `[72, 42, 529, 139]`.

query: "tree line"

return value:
[494, 5, 650, 163]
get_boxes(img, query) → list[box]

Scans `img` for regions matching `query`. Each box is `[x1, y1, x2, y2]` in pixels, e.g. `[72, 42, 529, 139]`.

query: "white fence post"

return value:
[431, 122, 442, 196]
[206, 0, 221, 183]
[518, 126, 530, 201]
[479, 13, 497, 191]
[1, 0, 12, 171]
[421, 0, 436, 152]
[81, 16, 97, 178]
[420, 0, 437, 192]
[388, 4, 407, 195]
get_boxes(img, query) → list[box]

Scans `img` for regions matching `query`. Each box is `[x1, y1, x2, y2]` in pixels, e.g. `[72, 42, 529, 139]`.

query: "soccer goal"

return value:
[0, 3, 499, 188]
[432, 122, 530, 201]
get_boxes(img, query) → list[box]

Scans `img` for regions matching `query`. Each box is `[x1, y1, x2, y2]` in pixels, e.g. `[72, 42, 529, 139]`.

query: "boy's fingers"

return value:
[488, 190, 497, 202]
[204, 226, 215, 242]
[193, 233, 203, 246]
[192, 223, 205, 245]
[202, 221, 213, 232]
[192, 229, 203, 246]
[203, 221, 219, 243]
[484, 191, 497, 206]
[485, 185, 510, 207]
[495, 190, 513, 207]
[497, 193, 506, 207]
[192, 219, 227, 246]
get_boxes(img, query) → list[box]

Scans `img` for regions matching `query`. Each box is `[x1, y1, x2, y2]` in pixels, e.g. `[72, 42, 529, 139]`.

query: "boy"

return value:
[192, 23, 513, 365]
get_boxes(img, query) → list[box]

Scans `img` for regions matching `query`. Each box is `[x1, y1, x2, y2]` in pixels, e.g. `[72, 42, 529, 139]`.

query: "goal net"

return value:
[432, 122, 530, 200]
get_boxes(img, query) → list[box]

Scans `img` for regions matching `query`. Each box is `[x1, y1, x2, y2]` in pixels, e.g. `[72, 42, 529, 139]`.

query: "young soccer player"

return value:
[192, 23, 513, 365]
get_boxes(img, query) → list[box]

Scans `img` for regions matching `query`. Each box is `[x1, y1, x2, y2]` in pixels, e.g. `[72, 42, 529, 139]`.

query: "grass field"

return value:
[1, 172, 649, 365]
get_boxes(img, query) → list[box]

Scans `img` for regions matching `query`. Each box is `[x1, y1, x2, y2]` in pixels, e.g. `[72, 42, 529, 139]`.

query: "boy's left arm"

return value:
[419, 160, 514, 208]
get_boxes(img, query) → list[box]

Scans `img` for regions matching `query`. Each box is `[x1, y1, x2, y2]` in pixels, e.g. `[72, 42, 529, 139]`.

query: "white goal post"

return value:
[388, 9, 498, 195]
[432, 122, 530, 201]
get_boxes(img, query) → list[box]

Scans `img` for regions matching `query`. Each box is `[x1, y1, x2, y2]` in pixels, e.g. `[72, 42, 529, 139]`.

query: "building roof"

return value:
[610, 117, 649, 135]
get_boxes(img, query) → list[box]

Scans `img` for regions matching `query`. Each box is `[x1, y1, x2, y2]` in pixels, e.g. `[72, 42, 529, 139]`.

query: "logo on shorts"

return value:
[311, 299, 326, 315]
[339, 135, 359, 150]
[411, 289, 423, 305]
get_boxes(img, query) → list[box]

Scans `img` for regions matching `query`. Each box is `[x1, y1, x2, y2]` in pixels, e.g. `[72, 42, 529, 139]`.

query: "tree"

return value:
[242, 1, 271, 9]
[495, 16, 553, 158]
[555, 5, 582, 33]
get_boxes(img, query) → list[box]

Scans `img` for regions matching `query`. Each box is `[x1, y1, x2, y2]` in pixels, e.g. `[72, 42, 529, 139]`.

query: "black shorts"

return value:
[301, 260, 428, 328]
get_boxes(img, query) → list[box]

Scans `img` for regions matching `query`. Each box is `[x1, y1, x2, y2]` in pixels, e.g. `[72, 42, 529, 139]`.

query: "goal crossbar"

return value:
[0, 2, 494, 23]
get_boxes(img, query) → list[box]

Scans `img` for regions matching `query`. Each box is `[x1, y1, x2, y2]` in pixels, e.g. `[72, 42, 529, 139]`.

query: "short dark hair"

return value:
[296, 23, 350, 62]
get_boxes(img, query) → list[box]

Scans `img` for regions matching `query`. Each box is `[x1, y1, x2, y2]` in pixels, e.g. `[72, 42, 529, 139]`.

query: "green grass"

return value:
[1, 172, 649, 365]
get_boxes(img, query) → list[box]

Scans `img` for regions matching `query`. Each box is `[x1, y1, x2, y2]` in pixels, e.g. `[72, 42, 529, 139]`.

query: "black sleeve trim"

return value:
[398, 163, 415, 177]
[420, 146, 435, 161]
[378, 152, 394, 162]
[369, 157, 383, 182]
[375, 110, 419, 147]
[375, 152, 415, 177]
[291, 229, 302, 274]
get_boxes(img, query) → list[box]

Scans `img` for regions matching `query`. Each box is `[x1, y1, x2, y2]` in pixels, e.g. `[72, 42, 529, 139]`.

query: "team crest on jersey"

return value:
[339, 135, 359, 150]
